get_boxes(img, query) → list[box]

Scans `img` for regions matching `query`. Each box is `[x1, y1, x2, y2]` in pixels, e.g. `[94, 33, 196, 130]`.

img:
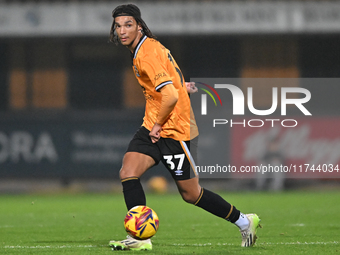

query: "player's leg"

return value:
[120, 151, 155, 210]
[119, 126, 161, 211]
[161, 138, 261, 247]
[175, 177, 241, 222]
[110, 152, 156, 251]
[159, 138, 241, 221]
[175, 176, 261, 247]
[110, 127, 161, 251]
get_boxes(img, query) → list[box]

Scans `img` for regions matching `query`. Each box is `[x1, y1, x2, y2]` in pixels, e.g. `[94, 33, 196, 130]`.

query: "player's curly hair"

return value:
[109, 4, 156, 45]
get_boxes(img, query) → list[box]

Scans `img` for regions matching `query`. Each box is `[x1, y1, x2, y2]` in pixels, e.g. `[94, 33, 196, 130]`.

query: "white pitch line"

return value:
[172, 241, 339, 246]
[3, 241, 339, 249]
[289, 223, 305, 227]
[262, 241, 339, 245]
[3, 245, 105, 249]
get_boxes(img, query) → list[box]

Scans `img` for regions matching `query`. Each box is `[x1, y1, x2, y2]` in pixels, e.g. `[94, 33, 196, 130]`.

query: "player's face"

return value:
[114, 16, 142, 49]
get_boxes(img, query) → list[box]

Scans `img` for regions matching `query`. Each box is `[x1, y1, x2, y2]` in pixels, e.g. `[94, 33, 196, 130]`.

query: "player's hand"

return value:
[186, 82, 198, 94]
[149, 123, 162, 143]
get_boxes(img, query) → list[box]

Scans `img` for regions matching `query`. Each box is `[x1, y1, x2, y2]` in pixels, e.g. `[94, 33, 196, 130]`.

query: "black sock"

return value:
[122, 177, 146, 210]
[195, 188, 240, 223]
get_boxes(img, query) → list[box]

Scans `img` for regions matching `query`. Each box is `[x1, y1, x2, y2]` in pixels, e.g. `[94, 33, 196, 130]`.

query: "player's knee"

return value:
[119, 167, 134, 180]
[180, 191, 199, 204]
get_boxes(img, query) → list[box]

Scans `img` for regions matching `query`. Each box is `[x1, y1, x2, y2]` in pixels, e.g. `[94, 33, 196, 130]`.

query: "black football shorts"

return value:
[126, 126, 198, 180]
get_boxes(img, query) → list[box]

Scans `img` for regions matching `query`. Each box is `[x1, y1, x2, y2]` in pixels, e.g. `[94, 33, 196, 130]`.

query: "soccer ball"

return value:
[124, 205, 159, 240]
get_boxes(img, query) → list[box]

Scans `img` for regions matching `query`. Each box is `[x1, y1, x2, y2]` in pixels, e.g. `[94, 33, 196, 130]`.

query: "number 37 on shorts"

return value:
[162, 152, 197, 180]
[163, 154, 185, 176]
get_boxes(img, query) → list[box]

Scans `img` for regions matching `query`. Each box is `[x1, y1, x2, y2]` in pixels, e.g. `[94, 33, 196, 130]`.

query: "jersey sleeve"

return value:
[140, 53, 172, 92]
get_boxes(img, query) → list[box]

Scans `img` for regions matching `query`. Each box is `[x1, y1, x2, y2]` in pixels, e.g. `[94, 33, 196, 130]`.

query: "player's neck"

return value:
[128, 31, 144, 53]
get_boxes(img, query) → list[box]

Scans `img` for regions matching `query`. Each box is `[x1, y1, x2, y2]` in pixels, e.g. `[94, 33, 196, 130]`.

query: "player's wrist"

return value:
[154, 122, 163, 127]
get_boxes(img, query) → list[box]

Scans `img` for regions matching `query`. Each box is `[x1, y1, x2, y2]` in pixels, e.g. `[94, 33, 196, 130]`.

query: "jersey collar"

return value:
[132, 35, 147, 59]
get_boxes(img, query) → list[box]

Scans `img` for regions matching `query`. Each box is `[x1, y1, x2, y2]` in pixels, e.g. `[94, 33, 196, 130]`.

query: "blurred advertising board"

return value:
[0, 117, 140, 179]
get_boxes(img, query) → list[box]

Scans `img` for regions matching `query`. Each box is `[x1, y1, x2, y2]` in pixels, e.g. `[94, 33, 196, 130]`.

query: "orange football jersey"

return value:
[132, 36, 198, 141]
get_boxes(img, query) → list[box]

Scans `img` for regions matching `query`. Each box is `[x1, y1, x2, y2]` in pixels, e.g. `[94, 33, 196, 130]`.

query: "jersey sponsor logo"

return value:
[154, 72, 167, 81]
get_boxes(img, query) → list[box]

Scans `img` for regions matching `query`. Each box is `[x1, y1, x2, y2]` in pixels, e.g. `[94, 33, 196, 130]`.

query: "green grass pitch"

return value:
[1, 190, 339, 254]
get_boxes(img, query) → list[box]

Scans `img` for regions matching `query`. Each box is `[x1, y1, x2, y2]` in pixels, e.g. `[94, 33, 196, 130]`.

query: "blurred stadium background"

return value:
[0, 0, 340, 193]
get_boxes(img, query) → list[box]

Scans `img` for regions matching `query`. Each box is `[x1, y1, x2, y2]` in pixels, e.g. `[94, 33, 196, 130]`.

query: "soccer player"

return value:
[108, 4, 261, 251]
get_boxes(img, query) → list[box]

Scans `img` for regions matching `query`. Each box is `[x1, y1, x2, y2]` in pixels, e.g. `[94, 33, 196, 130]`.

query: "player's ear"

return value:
[137, 23, 142, 32]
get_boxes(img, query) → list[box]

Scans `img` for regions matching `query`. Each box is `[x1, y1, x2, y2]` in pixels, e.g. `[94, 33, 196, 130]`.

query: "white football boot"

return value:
[240, 214, 262, 247]
[109, 236, 152, 251]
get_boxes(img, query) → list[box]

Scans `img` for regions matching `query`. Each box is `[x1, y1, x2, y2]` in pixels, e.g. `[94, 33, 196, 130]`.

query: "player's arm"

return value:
[157, 84, 178, 125]
[149, 84, 178, 143]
